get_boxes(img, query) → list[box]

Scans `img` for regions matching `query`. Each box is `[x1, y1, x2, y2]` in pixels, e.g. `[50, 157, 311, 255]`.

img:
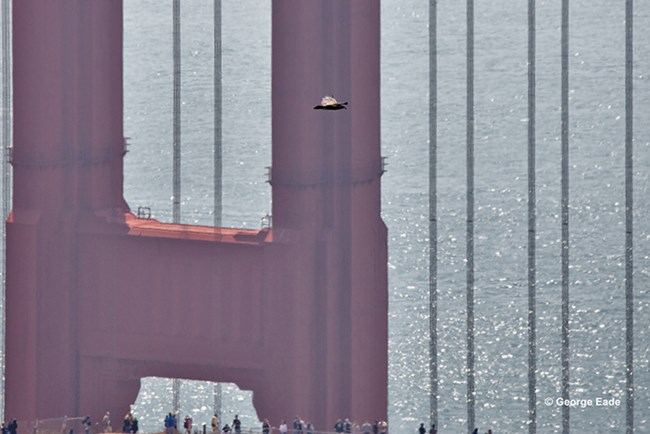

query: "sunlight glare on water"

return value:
[124, 0, 650, 433]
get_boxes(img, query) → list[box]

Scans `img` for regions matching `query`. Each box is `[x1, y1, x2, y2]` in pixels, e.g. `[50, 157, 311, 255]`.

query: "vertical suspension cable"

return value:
[527, 0, 537, 433]
[465, 0, 475, 432]
[624, 0, 634, 432]
[213, 383, 222, 431]
[560, 0, 570, 432]
[172, 0, 181, 410]
[428, 0, 438, 428]
[172, 0, 181, 223]
[172, 378, 180, 415]
[1, 0, 11, 422]
[1, 0, 8, 221]
[214, 0, 222, 229]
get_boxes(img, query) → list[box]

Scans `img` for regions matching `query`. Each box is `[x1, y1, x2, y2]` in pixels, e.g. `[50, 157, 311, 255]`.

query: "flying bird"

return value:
[314, 95, 348, 110]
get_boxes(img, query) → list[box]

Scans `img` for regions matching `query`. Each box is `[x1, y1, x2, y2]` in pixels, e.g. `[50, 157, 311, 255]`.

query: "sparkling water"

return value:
[123, 0, 650, 432]
[1, 1, 648, 433]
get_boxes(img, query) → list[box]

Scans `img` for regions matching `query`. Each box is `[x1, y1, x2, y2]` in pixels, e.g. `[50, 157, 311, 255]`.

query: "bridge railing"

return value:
[9, 419, 386, 434]
[197, 427, 385, 434]
[196, 429, 381, 434]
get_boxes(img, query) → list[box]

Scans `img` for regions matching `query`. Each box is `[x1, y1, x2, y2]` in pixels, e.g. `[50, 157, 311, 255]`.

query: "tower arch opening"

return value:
[132, 378, 259, 434]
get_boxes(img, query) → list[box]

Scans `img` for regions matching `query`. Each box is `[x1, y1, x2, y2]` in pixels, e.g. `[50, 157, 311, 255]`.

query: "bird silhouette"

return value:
[314, 95, 348, 110]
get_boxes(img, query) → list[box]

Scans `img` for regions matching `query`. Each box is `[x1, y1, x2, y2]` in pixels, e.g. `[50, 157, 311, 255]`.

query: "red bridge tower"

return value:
[5, 0, 386, 429]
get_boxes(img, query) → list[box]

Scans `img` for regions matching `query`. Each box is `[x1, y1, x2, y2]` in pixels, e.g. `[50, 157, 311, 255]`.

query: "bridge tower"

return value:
[5, 0, 386, 428]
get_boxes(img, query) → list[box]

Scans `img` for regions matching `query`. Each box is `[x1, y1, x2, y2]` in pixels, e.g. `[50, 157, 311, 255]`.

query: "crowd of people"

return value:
[1, 413, 495, 434]
[86, 412, 141, 434]
[156, 412, 494, 434]
[204, 414, 389, 434]
[214, 415, 494, 434]
[214, 415, 390, 434]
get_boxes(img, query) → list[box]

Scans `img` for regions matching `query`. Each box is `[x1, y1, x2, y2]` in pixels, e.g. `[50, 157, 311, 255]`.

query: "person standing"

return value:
[7, 420, 17, 434]
[183, 416, 192, 434]
[278, 420, 287, 434]
[165, 413, 177, 434]
[211, 415, 219, 434]
[343, 420, 351, 434]
[122, 414, 132, 433]
[232, 416, 241, 434]
[102, 413, 112, 433]
[292, 417, 302, 434]
[418, 423, 425, 434]
[262, 419, 270, 434]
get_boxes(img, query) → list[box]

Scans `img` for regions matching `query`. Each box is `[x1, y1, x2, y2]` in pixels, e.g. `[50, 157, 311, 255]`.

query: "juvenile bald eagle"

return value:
[314, 95, 348, 110]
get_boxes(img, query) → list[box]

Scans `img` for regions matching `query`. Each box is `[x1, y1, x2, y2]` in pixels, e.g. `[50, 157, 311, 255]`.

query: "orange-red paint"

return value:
[6, 0, 386, 429]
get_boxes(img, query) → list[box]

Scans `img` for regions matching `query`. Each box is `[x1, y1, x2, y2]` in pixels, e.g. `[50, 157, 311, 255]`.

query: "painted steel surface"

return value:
[6, 0, 386, 429]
